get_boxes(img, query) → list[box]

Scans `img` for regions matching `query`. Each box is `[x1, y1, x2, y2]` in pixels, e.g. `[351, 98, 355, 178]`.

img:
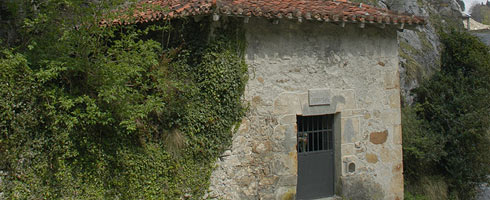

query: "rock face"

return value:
[356, 0, 464, 104]
[209, 18, 404, 200]
[392, 0, 463, 104]
[477, 182, 490, 200]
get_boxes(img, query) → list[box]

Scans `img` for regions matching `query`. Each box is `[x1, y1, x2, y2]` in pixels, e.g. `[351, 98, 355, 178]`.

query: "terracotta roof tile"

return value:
[106, 0, 425, 27]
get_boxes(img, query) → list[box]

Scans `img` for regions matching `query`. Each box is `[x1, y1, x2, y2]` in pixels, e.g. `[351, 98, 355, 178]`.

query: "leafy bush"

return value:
[1, 1, 247, 199]
[403, 31, 490, 199]
[402, 107, 446, 181]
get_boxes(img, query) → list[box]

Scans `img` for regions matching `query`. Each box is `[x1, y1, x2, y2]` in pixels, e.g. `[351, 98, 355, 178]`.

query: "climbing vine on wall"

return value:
[0, 1, 247, 199]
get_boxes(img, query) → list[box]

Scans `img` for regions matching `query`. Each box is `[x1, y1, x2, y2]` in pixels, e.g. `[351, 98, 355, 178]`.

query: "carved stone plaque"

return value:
[308, 89, 331, 106]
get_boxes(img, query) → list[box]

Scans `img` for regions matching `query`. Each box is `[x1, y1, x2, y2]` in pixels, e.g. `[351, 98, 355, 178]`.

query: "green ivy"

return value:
[1, 1, 247, 199]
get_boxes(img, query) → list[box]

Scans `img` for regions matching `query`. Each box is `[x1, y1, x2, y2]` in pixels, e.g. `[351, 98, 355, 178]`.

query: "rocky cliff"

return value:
[354, 0, 464, 104]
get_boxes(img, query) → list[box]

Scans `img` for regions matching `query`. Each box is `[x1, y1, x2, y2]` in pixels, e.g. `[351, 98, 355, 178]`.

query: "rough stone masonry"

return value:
[209, 17, 404, 200]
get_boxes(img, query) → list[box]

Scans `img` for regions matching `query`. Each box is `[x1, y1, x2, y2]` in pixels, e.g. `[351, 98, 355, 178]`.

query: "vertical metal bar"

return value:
[321, 115, 325, 130]
[301, 116, 304, 153]
[313, 117, 317, 151]
[318, 117, 321, 151]
[317, 116, 322, 151]
[316, 116, 322, 151]
[314, 117, 317, 151]
[303, 117, 310, 152]
[327, 131, 330, 150]
[297, 116, 300, 153]
[322, 116, 326, 150]
[316, 132, 321, 151]
[305, 117, 311, 152]
[309, 117, 312, 152]
[316, 117, 320, 151]
[322, 121, 325, 151]
[329, 130, 333, 150]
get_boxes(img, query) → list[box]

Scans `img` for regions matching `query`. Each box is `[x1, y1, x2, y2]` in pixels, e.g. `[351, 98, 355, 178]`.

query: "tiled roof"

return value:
[106, 0, 425, 27]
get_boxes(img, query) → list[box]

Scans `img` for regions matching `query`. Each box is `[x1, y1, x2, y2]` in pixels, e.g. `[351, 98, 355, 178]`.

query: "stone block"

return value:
[288, 151, 298, 175]
[236, 169, 255, 186]
[297, 92, 309, 107]
[366, 153, 379, 164]
[252, 96, 262, 106]
[257, 76, 265, 84]
[370, 130, 388, 145]
[341, 175, 385, 199]
[393, 124, 402, 145]
[342, 117, 360, 143]
[389, 145, 403, 163]
[342, 109, 363, 118]
[273, 93, 302, 115]
[252, 141, 272, 154]
[259, 176, 278, 187]
[388, 90, 401, 109]
[342, 143, 355, 156]
[238, 118, 250, 134]
[271, 152, 297, 176]
[277, 175, 298, 186]
[390, 169, 404, 198]
[284, 136, 297, 153]
[280, 115, 297, 125]
[384, 71, 400, 89]
[232, 136, 253, 155]
[273, 125, 288, 141]
[380, 110, 401, 125]
[308, 88, 332, 106]
[301, 104, 337, 116]
[380, 147, 398, 162]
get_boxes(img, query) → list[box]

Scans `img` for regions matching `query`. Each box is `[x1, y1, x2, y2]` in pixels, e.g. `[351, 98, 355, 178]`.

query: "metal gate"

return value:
[296, 115, 335, 199]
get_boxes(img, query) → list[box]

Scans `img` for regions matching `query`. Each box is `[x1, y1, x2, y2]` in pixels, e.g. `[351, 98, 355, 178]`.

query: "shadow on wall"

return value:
[341, 176, 384, 199]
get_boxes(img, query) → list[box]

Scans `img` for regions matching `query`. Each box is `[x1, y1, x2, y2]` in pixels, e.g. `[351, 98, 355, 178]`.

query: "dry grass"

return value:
[163, 129, 186, 156]
[406, 176, 449, 200]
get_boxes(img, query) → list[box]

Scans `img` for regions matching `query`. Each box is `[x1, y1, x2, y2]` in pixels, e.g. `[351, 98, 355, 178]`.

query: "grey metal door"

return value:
[296, 115, 334, 200]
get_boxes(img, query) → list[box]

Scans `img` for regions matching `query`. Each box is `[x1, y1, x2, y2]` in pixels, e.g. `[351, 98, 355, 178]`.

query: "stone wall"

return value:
[209, 18, 403, 200]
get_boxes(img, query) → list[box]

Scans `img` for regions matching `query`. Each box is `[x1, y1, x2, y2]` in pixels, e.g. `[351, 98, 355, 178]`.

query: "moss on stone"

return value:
[417, 31, 434, 53]
[281, 188, 296, 200]
[399, 47, 426, 81]
[399, 40, 422, 57]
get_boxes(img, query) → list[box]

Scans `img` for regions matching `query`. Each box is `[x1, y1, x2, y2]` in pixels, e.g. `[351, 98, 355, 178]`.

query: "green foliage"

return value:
[405, 192, 430, 200]
[403, 31, 490, 199]
[402, 107, 446, 180]
[1, 1, 247, 199]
